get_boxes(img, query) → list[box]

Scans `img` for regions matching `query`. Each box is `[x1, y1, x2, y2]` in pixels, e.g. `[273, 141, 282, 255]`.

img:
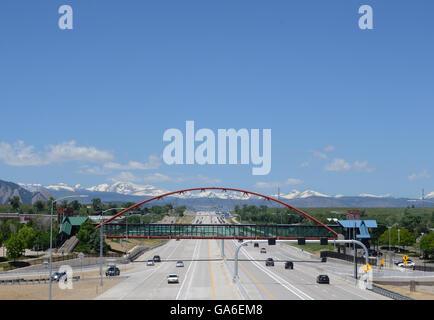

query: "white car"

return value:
[147, 260, 155, 266]
[176, 261, 184, 267]
[167, 274, 179, 284]
[397, 260, 415, 268]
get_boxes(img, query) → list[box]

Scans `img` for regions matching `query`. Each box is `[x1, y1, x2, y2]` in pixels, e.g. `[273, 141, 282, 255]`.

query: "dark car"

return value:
[368, 249, 383, 257]
[284, 261, 293, 269]
[316, 275, 330, 284]
[50, 271, 67, 282]
[254, 242, 259, 248]
[153, 255, 161, 262]
[106, 266, 120, 277]
[265, 258, 274, 266]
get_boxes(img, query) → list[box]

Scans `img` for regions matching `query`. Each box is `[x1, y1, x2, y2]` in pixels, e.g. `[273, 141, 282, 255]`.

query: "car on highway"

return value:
[167, 274, 179, 284]
[176, 238, 180, 241]
[260, 248, 267, 253]
[176, 261, 184, 267]
[284, 261, 294, 269]
[254, 242, 259, 248]
[50, 271, 67, 282]
[105, 266, 120, 277]
[147, 260, 155, 266]
[316, 275, 330, 284]
[153, 255, 161, 262]
[396, 260, 415, 268]
[265, 258, 274, 266]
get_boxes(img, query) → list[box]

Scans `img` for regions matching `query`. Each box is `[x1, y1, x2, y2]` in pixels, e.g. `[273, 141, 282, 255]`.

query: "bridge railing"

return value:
[99, 223, 342, 239]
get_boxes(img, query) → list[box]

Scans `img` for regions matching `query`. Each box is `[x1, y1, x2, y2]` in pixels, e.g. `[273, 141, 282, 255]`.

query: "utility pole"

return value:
[422, 188, 425, 214]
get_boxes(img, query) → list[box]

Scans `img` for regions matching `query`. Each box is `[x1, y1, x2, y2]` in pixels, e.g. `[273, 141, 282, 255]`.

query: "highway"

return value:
[97, 212, 389, 300]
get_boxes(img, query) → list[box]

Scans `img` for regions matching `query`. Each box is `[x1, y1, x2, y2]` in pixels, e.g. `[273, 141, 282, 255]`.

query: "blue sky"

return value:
[0, 0, 433, 198]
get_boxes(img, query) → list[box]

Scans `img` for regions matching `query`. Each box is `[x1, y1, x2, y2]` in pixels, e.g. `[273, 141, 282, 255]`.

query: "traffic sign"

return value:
[363, 263, 372, 273]
[225, 212, 230, 218]
[380, 259, 384, 265]
[403, 254, 408, 261]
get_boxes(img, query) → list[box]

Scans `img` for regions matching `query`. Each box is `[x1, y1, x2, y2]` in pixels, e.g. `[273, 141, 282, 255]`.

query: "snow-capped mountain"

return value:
[86, 182, 167, 197]
[14, 180, 432, 208]
[425, 192, 434, 199]
[274, 190, 329, 200]
[358, 193, 392, 198]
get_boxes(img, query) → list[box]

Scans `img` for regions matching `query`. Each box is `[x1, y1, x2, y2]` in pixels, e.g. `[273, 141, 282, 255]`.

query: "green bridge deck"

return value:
[100, 223, 343, 240]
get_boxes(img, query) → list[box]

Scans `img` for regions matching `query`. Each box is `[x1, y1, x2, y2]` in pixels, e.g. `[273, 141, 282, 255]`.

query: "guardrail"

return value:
[369, 284, 413, 300]
[0, 276, 81, 285]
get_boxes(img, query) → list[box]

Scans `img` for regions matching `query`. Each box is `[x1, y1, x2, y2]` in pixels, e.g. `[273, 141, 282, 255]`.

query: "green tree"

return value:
[5, 233, 25, 260]
[419, 232, 434, 257]
[90, 230, 110, 254]
[33, 200, 45, 213]
[92, 198, 103, 212]
[401, 212, 423, 234]
[175, 206, 186, 217]
[17, 225, 36, 251]
[34, 230, 51, 251]
[69, 200, 81, 211]
[75, 220, 96, 253]
[8, 196, 21, 212]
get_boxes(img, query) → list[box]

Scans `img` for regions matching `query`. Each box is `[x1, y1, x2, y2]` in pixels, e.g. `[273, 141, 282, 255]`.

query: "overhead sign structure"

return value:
[363, 263, 372, 273]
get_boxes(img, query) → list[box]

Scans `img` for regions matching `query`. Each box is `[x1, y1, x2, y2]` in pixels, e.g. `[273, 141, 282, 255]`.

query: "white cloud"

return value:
[325, 158, 351, 172]
[104, 155, 161, 170]
[285, 178, 303, 185]
[109, 171, 141, 183]
[325, 158, 375, 173]
[323, 145, 335, 153]
[45, 141, 114, 164]
[0, 140, 113, 166]
[300, 161, 309, 168]
[143, 173, 179, 183]
[408, 170, 430, 181]
[77, 165, 111, 175]
[353, 161, 376, 173]
[313, 151, 328, 159]
[0, 141, 43, 166]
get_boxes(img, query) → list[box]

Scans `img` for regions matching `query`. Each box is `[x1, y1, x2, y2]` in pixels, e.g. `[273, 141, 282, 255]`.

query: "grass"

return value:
[107, 238, 166, 253]
[287, 243, 335, 255]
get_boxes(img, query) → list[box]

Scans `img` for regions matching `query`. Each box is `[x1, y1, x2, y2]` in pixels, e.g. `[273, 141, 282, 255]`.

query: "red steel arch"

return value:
[95, 187, 338, 237]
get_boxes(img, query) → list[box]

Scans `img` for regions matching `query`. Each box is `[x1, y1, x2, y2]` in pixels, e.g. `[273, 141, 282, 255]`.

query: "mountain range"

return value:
[0, 179, 431, 209]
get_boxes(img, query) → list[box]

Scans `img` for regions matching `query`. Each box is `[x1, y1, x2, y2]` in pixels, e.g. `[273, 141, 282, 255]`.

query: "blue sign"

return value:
[225, 212, 230, 218]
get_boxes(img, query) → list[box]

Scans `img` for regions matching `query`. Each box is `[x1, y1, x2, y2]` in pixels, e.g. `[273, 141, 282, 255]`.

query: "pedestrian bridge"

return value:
[100, 223, 343, 240]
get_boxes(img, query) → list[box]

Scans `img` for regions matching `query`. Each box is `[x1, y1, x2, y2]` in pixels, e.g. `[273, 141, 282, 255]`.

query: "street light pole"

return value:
[49, 195, 87, 300]
[388, 226, 391, 252]
[398, 229, 400, 253]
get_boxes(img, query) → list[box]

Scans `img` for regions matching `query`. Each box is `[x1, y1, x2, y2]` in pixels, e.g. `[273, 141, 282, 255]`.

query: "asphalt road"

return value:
[97, 212, 390, 300]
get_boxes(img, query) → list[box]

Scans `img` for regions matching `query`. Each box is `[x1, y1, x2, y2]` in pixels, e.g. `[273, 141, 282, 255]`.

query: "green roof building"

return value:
[60, 216, 89, 236]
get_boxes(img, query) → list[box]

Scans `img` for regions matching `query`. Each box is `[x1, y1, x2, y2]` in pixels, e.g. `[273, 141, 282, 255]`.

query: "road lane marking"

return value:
[183, 240, 202, 299]
[234, 241, 314, 300]
[208, 239, 216, 300]
[176, 239, 200, 300]
[225, 242, 276, 300]
[116, 239, 183, 300]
